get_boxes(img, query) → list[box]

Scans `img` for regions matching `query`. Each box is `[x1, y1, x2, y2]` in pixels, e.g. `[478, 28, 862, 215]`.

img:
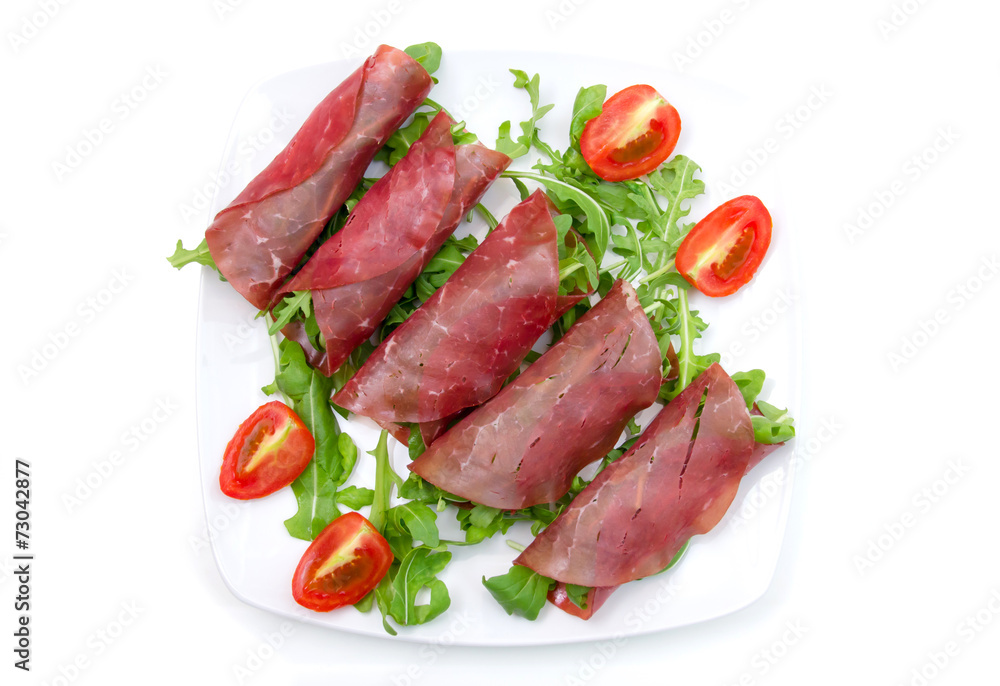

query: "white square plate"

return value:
[196, 50, 801, 645]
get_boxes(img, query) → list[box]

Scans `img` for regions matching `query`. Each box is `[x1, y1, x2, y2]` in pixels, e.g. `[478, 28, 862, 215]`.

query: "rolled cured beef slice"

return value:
[277, 112, 511, 376]
[333, 189, 585, 444]
[515, 363, 756, 588]
[544, 394, 785, 619]
[205, 45, 433, 310]
[407, 279, 662, 510]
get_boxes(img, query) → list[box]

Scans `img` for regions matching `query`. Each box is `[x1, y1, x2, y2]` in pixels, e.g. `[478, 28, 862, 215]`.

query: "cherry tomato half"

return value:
[292, 512, 393, 612]
[676, 195, 773, 297]
[219, 401, 315, 499]
[580, 84, 681, 182]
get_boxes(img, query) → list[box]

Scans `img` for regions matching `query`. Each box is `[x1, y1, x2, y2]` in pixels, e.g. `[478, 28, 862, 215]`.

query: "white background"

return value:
[3, 0, 998, 684]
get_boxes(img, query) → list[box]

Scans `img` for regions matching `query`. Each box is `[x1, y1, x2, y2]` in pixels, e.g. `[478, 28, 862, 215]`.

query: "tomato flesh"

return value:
[580, 84, 681, 182]
[219, 401, 314, 499]
[676, 196, 773, 297]
[711, 225, 756, 280]
[607, 122, 663, 164]
[293, 512, 393, 612]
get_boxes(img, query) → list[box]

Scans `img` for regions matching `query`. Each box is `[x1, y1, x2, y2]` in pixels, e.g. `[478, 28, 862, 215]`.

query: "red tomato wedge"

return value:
[676, 195, 773, 297]
[580, 84, 681, 182]
[292, 512, 393, 612]
[219, 401, 315, 499]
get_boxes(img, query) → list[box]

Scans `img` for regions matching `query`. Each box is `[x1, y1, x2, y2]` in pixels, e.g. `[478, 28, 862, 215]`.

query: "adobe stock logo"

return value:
[853, 458, 970, 575]
[51, 66, 168, 181]
[887, 255, 997, 372]
[7, 0, 71, 53]
[338, 1, 404, 59]
[17, 269, 134, 385]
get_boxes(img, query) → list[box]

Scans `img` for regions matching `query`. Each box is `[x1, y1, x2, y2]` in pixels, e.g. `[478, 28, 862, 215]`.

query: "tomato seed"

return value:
[608, 125, 664, 164]
[711, 226, 755, 280]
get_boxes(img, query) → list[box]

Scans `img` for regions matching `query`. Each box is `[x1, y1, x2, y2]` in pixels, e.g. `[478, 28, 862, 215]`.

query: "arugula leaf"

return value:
[267, 291, 312, 335]
[266, 340, 359, 541]
[336, 485, 374, 510]
[456, 504, 516, 544]
[496, 120, 528, 159]
[367, 430, 401, 534]
[469, 503, 502, 529]
[378, 547, 452, 628]
[496, 70, 554, 160]
[398, 472, 454, 509]
[378, 112, 433, 166]
[413, 237, 475, 302]
[388, 502, 440, 547]
[672, 288, 718, 393]
[167, 238, 219, 273]
[558, 228, 599, 296]
[525, 504, 560, 536]
[503, 171, 610, 263]
[330, 340, 376, 399]
[482, 565, 555, 620]
[752, 401, 796, 444]
[661, 539, 691, 573]
[404, 42, 442, 74]
[564, 583, 591, 610]
[645, 156, 706, 250]
[569, 84, 605, 147]
[407, 425, 427, 460]
[731, 369, 766, 409]
[300, 305, 326, 353]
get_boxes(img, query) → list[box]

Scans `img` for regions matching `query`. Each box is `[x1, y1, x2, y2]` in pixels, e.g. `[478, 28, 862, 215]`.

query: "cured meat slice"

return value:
[515, 363, 756, 587]
[408, 280, 662, 510]
[333, 190, 582, 440]
[544, 406, 784, 619]
[278, 112, 510, 376]
[205, 45, 433, 309]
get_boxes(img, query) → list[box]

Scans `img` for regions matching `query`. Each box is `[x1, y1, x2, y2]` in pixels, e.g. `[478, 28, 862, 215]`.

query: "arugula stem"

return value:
[532, 136, 560, 163]
[475, 203, 499, 230]
[638, 182, 663, 215]
[603, 258, 627, 273]
[505, 540, 527, 553]
[558, 262, 585, 282]
[500, 170, 610, 261]
[676, 287, 696, 391]
[422, 97, 449, 116]
[638, 259, 676, 284]
[264, 314, 293, 406]
[368, 430, 396, 534]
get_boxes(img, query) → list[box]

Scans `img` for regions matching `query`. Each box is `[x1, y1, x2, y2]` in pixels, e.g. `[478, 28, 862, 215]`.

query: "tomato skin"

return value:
[676, 195, 773, 297]
[292, 512, 393, 612]
[219, 401, 314, 500]
[580, 84, 681, 182]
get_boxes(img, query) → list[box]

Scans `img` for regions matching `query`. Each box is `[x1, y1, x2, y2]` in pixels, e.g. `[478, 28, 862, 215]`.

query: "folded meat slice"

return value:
[534, 377, 784, 617]
[277, 112, 510, 375]
[545, 409, 783, 619]
[205, 45, 433, 309]
[333, 190, 582, 442]
[515, 363, 756, 587]
[408, 279, 662, 510]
